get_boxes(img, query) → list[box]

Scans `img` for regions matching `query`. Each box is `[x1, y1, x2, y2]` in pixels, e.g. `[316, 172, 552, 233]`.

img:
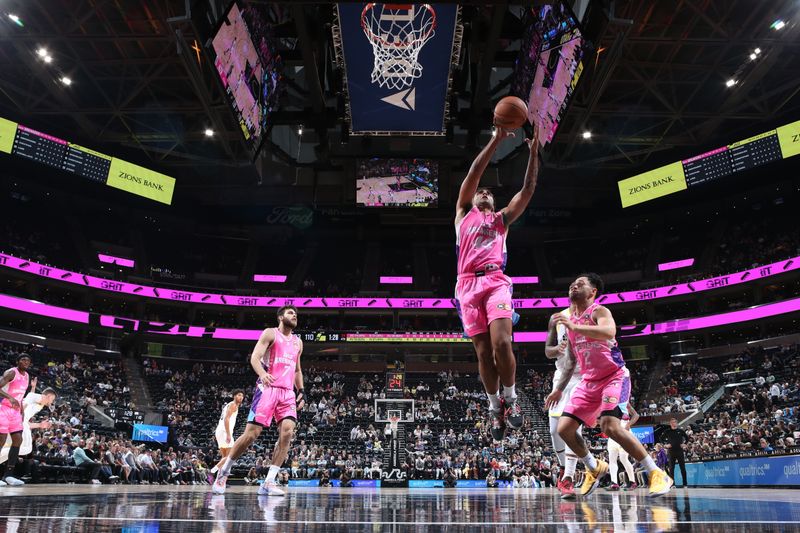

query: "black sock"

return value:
[7, 446, 20, 473]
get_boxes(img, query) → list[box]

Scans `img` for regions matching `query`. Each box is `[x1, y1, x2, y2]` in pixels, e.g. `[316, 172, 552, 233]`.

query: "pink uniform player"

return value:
[0, 353, 31, 486]
[547, 273, 673, 499]
[212, 305, 305, 497]
[454, 124, 540, 441]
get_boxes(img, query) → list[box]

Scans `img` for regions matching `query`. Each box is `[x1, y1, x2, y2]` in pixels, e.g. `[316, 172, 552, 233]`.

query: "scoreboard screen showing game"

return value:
[210, 1, 282, 155]
[512, 2, 586, 148]
[356, 158, 439, 207]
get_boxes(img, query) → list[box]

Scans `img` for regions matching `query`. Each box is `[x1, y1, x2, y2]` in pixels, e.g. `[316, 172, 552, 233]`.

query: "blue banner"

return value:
[686, 454, 800, 486]
[631, 426, 654, 444]
[131, 424, 168, 443]
[336, 4, 458, 133]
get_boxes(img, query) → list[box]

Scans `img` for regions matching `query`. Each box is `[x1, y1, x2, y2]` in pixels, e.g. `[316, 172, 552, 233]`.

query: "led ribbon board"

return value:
[619, 118, 800, 208]
[334, 4, 460, 134]
[0, 115, 175, 204]
[0, 293, 798, 343]
[0, 252, 796, 309]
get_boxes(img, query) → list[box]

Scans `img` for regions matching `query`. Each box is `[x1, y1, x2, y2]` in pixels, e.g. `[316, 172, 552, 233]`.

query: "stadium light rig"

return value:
[726, 78, 738, 88]
[60, 76, 72, 86]
[204, 128, 214, 137]
[8, 14, 23, 27]
[582, 131, 592, 139]
[771, 19, 785, 31]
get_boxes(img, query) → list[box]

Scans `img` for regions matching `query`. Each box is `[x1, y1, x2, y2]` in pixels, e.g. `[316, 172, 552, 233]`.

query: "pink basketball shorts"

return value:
[455, 271, 514, 338]
[0, 403, 23, 434]
[247, 386, 297, 427]
[563, 366, 631, 428]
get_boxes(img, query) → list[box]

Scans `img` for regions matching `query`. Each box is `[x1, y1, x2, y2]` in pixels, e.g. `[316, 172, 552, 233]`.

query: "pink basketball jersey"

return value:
[261, 328, 301, 391]
[456, 207, 508, 275]
[567, 302, 625, 381]
[1, 367, 29, 408]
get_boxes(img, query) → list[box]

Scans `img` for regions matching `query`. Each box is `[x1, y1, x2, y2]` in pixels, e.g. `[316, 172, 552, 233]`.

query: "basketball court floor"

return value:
[1, 486, 799, 531]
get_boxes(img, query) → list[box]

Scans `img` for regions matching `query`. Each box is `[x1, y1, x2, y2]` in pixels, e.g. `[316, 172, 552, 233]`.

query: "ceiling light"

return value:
[36, 47, 48, 58]
[60, 76, 71, 86]
[491, 128, 497, 137]
[726, 78, 737, 87]
[204, 128, 214, 137]
[754, 48, 761, 55]
[771, 19, 785, 31]
[582, 131, 592, 139]
[43, 54, 52, 64]
[8, 14, 23, 27]
[298, 126, 303, 136]
[749, 53, 757, 60]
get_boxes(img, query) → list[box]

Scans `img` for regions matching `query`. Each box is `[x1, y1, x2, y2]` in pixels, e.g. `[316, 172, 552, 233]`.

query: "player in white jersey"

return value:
[545, 307, 582, 499]
[0, 378, 56, 473]
[606, 403, 639, 491]
[208, 390, 244, 480]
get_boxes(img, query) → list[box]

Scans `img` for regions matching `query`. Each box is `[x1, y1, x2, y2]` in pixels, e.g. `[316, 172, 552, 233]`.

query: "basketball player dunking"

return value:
[0, 354, 31, 486]
[455, 125, 540, 440]
[547, 273, 673, 498]
[544, 304, 582, 499]
[212, 305, 305, 496]
[208, 389, 244, 481]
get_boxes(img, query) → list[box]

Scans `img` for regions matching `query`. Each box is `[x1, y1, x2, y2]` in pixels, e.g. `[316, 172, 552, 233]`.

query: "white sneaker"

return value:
[91, 479, 102, 485]
[0, 479, 7, 486]
[211, 473, 228, 495]
[257, 481, 285, 496]
[4, 476, 24, 486]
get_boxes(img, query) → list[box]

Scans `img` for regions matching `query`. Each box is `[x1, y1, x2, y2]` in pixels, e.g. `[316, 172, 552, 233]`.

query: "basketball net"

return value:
[389, 415, 400, 436]
[361, 3, 437, 90]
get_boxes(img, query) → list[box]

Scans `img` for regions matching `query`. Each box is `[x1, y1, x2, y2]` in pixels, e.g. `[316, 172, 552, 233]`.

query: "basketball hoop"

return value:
[361, 3, 437, 90]
[389, 415, 400, 435]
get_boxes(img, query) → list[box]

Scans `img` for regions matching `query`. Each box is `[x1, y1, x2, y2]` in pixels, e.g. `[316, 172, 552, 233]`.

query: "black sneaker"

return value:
[504, 399, 524, 430]
[490, 408, 507, 441]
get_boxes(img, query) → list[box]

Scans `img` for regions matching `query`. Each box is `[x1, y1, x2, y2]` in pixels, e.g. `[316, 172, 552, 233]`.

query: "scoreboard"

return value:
[106, 407, 145, 424]
[620, 119, 800, 207]
[0, 116, 175, 204]
[386, 371, 405, 397]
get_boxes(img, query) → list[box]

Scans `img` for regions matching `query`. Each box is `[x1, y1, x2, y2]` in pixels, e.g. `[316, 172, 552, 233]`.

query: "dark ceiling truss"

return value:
[0, 0, 796, 178]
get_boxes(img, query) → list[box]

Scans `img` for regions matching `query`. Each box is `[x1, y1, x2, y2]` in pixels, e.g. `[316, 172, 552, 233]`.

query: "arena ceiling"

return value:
[0, 0, 799, 199]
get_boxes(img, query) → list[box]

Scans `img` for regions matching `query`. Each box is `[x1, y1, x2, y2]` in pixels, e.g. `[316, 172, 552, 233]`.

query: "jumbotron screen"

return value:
[512, 2, 586, 148]
[356, 158, 439, 208]
[210, 1, 282, 155]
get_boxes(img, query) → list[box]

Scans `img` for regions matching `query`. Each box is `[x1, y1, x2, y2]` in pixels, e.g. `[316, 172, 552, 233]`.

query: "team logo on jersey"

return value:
[496, 303, 513, 311]
[603, 396, 618, 404]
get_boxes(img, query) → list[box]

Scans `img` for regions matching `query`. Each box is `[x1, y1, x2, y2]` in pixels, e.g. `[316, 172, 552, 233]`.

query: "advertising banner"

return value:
[686, 454, 800, 487]
[107, 157, 175, 205]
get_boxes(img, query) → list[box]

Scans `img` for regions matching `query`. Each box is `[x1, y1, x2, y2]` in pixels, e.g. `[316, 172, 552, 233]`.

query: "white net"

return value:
[361, 3, 437, 90]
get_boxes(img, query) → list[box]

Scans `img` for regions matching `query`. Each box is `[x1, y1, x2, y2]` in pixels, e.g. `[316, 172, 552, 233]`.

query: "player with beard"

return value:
[547, 273, 672, 498]
[454, 125, 540, 440]
[212, 306, 305, 496]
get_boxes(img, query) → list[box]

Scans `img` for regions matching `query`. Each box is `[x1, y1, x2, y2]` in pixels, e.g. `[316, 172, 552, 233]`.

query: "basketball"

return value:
[494, 96, 528, 129]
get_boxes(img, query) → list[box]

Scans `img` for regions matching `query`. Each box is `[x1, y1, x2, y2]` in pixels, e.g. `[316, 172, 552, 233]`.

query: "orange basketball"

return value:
[493, 96, 528, 129]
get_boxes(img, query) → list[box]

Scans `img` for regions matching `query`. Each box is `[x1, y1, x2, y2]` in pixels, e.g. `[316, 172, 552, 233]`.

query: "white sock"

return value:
[502, 384, 517, 402]
[210, 466, 218, 474]
[265, 465, 280, 484]
[219, 458, 232, 475]
[486, 392, 502, 411]
[581, 453, 598, 471]
[641, 455, 658, 474]
[564, 452, 578, 478]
